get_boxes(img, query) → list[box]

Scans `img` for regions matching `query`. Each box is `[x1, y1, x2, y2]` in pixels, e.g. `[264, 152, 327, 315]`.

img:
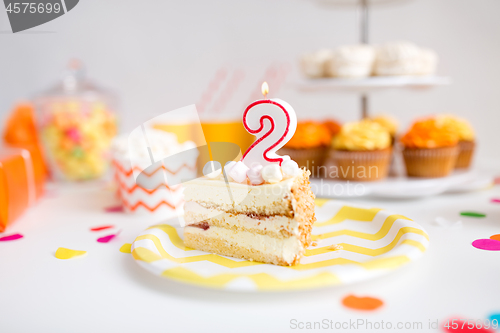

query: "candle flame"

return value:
[261, 82, 269, 98]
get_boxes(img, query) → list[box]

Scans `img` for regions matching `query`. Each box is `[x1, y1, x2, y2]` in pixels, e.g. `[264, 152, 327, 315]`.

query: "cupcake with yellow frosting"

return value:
[279, 121, 335, 173]
[371, 114, 398, 144]
[436, 115, 475, 169]
[400, 118, 459, 177]
[325, 120, 392, 181]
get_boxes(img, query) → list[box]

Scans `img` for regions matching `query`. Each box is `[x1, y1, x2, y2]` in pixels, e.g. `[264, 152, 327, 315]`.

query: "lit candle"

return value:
[241, 82, 297, 169]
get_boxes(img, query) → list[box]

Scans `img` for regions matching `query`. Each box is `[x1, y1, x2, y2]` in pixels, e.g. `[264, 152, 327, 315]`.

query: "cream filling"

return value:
[185, 225, 303, 264]
[184, 201, 300, 237]
[183, 170, 306, 215]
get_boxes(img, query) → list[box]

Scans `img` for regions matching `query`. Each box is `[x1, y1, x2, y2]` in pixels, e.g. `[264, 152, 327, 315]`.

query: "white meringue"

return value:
[261, 164, 283, 184]
[223, 161, 237, 181]
[203, 161, 222, 179]
[247, 164, 264, 185]
[326, 44, 375, 78]
[228, 161, 249, 183]
[281, 160, 300, 178]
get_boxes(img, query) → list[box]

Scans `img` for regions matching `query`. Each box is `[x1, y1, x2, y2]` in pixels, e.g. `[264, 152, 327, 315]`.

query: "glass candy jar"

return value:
[35, 60, 118, 181]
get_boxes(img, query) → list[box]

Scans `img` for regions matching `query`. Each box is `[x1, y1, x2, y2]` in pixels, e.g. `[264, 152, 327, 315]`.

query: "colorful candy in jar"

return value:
[36, 60, 117, 181]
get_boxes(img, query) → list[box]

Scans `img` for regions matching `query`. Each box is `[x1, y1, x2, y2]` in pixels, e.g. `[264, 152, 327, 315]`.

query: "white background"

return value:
[1, 0, 500, 160]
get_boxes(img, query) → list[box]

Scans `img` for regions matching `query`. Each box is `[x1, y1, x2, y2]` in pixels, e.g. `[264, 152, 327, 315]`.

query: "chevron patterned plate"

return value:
[131, 198, 429, 291]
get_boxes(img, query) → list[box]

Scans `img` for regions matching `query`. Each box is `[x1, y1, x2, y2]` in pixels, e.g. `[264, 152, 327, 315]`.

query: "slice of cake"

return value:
[183, 163, 316, 266]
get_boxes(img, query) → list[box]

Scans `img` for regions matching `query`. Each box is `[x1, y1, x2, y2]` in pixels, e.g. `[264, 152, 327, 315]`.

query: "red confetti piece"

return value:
[104, 205, 123, 213]
[97, 233, 118, 243]
[494, 177, 500, 185]
[472, 239, 500, 251]
[342, 295, 383, 311]
[0, 233, 23, 241]
[90, 225, 114, 232]
[442, 317, 495, 332]
[491, 198, 500, 203]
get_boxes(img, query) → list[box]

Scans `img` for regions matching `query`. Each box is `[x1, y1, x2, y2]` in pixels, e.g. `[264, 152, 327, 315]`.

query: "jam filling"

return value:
[189, 221, 210, 230]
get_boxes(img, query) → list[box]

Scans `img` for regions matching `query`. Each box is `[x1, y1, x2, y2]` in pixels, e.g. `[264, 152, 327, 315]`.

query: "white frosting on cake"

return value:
[300, 49, 333, 78]
[183, 173, 297, 210]
[374, 41, 438, 76]
[326, 44, 375, 78]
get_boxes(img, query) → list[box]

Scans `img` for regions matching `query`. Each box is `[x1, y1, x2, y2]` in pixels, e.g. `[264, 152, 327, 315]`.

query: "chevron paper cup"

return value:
[112, 154, 197, 220]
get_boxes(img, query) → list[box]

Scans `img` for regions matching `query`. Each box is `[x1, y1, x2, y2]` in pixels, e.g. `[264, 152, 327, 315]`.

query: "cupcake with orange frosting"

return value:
[325, 119, 392, 181]
[279, 120, 335, 173]
[400, 118, 459, 177]
[436, 115, 475, 169]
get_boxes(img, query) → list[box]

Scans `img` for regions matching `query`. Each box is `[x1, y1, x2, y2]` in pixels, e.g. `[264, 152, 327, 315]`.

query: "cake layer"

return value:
[184, 225, 304, 266]
[184, 201, 300, 238]
[183, 170, 310, 216]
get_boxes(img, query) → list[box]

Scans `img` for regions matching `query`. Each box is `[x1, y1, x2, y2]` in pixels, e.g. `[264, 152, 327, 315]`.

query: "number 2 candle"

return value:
[241, 82, 297, 169]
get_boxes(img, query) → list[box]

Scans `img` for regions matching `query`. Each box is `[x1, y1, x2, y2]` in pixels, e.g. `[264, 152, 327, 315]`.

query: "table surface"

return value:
[1, 163, 499, 333]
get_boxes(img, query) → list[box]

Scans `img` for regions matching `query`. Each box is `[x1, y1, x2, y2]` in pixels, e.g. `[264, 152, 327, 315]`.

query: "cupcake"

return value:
[418, 48, 438, 76]
[325, 45, 375, 78]
[436, 115, 475, 169]
[300, 49, 333, 78]
[400, 118, 459, 177]
[371, 114, 399, 144]
[278, 121, 334, 175]
[374, 41, 437, 76]
[325, 120, 392, 181]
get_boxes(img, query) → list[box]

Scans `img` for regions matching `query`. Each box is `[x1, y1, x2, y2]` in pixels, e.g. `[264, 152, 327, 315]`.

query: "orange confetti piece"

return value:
[55, 247, 87, 260]
[342, 295, 384, 311]
[490, 234, 500, 242]
[119, 243, 132, 253]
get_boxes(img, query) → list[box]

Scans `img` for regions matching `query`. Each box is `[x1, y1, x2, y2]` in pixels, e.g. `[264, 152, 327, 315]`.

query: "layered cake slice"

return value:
[183, 162, 316, 266]
[183, 87, 316, 265]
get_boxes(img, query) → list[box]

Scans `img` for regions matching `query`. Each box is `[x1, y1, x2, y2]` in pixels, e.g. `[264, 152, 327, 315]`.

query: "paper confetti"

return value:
[90, 225, 114, 232]
[490, 198, 500, 203]
[342, 295, 383, 311]
[119, 243, 132, 253]
[104, 205, 123, 213]
[460, 212, 486, 218]
[0, 233, 23, 241]
[97, 234, 118, 243]
[490, 234, 500, 242]
[472, 239, 500, 251]
[55, 247, 87, 259]
[488, 313, 500, 327]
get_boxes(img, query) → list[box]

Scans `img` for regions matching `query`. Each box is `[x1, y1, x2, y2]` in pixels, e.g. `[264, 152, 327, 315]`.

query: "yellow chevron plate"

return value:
[132, 199, 429, 291]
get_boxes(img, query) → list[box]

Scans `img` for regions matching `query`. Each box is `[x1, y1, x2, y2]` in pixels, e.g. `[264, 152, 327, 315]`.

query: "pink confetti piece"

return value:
[494, 177, 500, 185]
[472, 239, 500, 251]
[104, 205, 123, 213]
[97, 231, 121, 243]
[491, 198, 500, 203]
[90, 225, 114, 232]
[0, 233, 23, 242]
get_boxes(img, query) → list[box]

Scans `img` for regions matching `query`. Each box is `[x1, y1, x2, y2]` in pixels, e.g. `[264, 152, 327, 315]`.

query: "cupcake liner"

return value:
[402, 145, 458, 178]
[455, 140, 475, 169]
[278, 147, 327, 176]
[323, 148, 392, 181]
